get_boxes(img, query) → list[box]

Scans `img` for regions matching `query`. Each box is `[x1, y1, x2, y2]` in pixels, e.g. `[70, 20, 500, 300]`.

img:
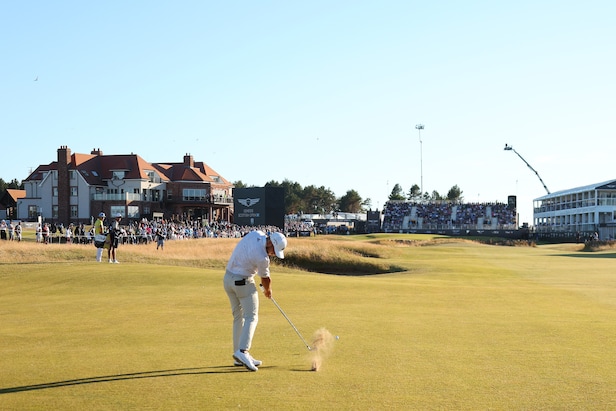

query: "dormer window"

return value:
[112, 171, 125, 180]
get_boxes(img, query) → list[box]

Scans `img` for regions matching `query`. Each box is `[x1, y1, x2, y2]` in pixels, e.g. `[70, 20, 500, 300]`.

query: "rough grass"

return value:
[1, 233, 616, 410]
[582, 240, 616, 252]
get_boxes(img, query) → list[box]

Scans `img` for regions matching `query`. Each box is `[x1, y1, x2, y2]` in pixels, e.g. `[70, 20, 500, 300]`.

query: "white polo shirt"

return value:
[225, 230, 271, 279]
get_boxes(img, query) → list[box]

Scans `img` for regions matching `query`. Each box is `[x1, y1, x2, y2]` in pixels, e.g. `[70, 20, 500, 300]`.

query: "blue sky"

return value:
[2, 1, 614, 224]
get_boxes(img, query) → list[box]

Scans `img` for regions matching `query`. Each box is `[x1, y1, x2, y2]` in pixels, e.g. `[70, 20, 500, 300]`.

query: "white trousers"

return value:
[96, 247, 104, 262]
[223, 272, 259, 352]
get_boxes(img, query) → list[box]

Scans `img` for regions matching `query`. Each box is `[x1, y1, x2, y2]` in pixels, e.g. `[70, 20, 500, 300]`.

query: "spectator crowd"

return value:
[382, 201, 517, 232]
[8, 218, 290, 245]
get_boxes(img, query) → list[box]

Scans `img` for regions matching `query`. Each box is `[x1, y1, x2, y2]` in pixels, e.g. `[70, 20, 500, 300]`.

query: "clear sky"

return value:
[2, 1, 614, 225]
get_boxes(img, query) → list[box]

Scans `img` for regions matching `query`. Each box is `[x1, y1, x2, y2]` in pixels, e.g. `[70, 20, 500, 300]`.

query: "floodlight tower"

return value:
[416, 124, 425, 198]
[504, 144, 550, 194]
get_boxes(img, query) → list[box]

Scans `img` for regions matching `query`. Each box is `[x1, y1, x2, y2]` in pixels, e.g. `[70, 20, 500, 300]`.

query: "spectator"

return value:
[42, 223, 50, 244]
[14, 222, 22, 242]
[65, 224, 73, 244]
[155, 227, 166, 250]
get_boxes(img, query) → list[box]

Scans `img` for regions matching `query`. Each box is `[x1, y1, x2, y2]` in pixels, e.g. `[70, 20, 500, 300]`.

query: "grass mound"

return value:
[278, 237, 407, 275]
[281, 251, 406, 275]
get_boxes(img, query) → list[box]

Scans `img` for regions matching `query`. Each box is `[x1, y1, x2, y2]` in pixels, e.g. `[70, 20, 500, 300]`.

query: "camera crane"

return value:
[504, 144, 550, 195]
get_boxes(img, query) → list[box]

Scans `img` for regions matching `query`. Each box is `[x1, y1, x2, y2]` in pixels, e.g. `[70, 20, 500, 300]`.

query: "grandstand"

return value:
[534, 179, 616, 241]
[382, 200, 522, 238]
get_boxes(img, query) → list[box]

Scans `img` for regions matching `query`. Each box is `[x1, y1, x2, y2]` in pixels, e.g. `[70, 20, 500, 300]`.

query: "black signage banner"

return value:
[233, 187, 285, 229]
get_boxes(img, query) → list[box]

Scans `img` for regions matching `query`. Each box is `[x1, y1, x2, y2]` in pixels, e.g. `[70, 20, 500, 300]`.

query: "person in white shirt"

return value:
[8, 221, 14, 241]
[36, 223, 42, 243]
[223, 230, 287, 371]
[65, 224, 73, 244]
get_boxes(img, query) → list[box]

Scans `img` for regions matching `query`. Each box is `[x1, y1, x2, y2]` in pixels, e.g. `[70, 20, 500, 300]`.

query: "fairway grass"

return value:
[1, 235, 616, 410]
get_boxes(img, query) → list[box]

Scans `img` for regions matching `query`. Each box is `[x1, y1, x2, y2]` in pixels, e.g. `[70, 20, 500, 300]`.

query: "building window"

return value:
[28, 205, 38, 219]
[127, 205, 140, 218]
[70, 170, 76, 180]
[70, 205, 78, 218]
[70, 186, 78, 196]
[143, 206, 150, 215]
[52, 205, 58, 219]
[52, 186, 58, 197]
[183, 188, 207, 201]
[110, 206, 124, 218]
[153, 190, 160, 202]
[112, 171, 125, 180]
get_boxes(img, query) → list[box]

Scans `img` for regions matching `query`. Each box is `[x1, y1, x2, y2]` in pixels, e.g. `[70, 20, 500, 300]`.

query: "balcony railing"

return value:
[211, 195, 233, 204]
[92, 193, 143, 201]
[164, 195, 233, 204]
[92, 192, 235, 204]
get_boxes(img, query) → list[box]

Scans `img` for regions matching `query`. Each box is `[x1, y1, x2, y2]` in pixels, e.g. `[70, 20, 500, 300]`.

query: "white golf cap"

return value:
[115, 213, 122, 218]
[269, 232, 287, 259]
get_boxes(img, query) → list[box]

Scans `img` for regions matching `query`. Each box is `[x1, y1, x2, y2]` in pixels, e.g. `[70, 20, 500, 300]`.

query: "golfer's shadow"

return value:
[0, 366, 244, 394]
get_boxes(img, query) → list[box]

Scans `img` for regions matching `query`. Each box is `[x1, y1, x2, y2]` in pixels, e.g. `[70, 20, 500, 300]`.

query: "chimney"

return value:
[57, 146, 71, 225]
[91, 148, 103, 156]
[58, 145, 71, 165]
[184, 153, 194, 167]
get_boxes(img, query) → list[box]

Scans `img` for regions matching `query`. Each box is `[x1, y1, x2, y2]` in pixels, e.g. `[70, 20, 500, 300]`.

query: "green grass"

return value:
[1, 235, 616, 409]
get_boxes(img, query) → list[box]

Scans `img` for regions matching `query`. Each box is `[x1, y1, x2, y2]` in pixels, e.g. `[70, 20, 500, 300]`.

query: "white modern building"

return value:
[534, 180, 616, 240]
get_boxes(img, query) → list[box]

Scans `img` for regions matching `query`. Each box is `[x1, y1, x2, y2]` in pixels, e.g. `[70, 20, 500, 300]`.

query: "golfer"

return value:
[223, 230, 287, 371]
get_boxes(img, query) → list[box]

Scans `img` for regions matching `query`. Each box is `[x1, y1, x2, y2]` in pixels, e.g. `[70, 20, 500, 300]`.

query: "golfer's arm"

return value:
[261, 277, 272, 299]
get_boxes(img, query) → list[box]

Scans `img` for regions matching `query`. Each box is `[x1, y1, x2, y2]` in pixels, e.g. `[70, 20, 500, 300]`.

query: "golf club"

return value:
[259, 284, 312, 351]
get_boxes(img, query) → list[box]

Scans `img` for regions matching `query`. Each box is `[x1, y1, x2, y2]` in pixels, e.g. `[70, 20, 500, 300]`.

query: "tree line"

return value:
[234, 179, 371, 215]
[0, 178, 23, 192]
[388, 183, 464, 203]
[234, 179, 465, 214]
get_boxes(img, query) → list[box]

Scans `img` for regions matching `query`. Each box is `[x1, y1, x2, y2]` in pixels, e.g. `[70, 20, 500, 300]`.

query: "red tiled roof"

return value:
[98, 154, 162, 180]
[24, 163, 55, 182]
[151, 161, 230, 185]
[24, 149, 228, 187]
[5, 189, 26, 201]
